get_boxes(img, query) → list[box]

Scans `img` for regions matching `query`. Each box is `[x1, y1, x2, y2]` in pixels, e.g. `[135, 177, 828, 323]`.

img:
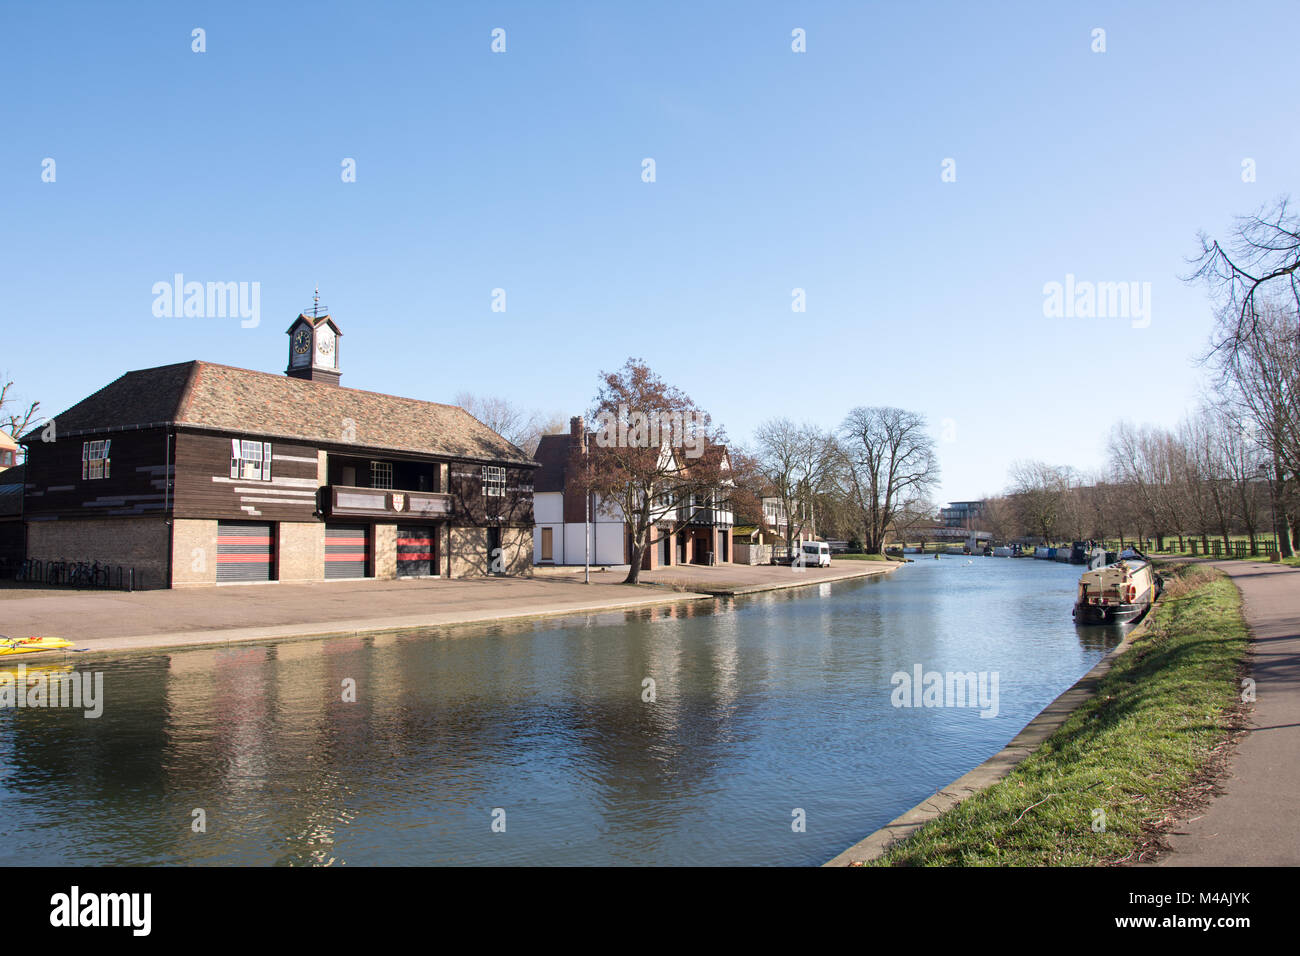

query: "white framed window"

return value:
[230, 439, 273, 481]
[483, 465, 506, 497]
[82, 440, 111, 480]
[370, 461, 393, 490]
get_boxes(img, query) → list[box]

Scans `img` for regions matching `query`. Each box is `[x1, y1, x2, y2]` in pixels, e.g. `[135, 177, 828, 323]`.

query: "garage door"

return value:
[397, 524, 437, 577]
[325, 524, 370, 579]
[217, 521, 274, 582]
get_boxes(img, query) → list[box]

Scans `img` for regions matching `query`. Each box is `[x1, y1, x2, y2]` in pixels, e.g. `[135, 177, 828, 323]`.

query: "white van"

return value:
[797, 541, 831, 568]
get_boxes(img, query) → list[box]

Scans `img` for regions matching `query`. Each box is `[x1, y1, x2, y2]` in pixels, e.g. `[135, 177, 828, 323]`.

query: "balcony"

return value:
[679, 506, 733, 527]
[328, 485, 452, 519]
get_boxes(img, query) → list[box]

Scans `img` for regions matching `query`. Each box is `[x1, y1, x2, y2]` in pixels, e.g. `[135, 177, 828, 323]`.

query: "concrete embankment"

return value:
[0, 561, 897, 658]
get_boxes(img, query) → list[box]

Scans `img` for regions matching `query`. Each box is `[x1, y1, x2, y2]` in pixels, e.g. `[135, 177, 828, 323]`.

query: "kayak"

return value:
[0, 636, 75, 657]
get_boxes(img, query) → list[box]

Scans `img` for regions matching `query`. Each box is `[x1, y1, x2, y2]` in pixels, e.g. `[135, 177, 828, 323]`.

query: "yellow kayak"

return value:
[0, 636, 75, 657]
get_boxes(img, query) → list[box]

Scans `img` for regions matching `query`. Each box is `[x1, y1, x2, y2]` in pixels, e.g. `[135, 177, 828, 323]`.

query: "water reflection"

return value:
[0, 557, 1118, 866]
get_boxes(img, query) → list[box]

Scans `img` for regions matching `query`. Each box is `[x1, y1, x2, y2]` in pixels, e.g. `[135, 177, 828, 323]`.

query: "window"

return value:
[0, 450, 12, 467]
[82, 440, 111, 480]
[230, 439, 273, 481]
[370, 461, 393, 490]
[483, 465, 506, 497]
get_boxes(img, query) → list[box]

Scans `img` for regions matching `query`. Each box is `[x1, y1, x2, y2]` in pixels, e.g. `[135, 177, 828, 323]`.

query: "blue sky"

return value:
[2, 1, 1296, 504]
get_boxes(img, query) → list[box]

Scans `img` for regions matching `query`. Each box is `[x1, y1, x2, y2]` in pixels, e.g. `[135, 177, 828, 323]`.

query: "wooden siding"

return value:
[23, 426, 535, 531]
[22, 427, 171, 521]
[172, 431, 321, 522]
[447, 463, 534, 527]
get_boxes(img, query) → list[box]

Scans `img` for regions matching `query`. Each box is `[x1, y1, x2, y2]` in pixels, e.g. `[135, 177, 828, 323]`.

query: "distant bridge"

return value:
[911, 527, 992, 548]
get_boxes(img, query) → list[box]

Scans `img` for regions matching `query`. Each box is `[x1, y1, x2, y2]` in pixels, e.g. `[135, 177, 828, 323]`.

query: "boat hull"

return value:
[1073, 600, 1149, 625]
[0, 636, 74, 657]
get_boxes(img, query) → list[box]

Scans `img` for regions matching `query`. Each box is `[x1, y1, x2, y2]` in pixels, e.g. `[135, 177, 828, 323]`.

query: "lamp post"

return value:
[584, 427, 590, 584]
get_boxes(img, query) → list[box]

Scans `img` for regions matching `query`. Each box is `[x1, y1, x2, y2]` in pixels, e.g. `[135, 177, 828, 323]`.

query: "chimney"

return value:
[570, 416, 584, 438]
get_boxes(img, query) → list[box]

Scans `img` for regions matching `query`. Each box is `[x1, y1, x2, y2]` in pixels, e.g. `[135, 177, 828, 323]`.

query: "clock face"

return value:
[292, 328, 311, 354]
[315, 327, 336, 366]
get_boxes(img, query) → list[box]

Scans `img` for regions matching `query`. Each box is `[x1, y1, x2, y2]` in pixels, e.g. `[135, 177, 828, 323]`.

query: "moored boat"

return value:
[0, 636, 75, 657]
[1072, 555, 1162, 625]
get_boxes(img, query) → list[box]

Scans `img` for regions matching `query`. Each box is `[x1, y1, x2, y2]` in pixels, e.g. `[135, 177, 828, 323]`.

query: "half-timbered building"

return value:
[19, 312, 536, 587]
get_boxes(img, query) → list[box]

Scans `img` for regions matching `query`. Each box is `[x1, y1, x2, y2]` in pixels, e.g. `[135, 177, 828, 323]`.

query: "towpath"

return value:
[1155, 558, 1300, 866]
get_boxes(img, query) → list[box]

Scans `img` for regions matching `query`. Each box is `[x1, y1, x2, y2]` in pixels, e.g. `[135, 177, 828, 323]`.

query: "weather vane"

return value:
[307, 285, 327, 318]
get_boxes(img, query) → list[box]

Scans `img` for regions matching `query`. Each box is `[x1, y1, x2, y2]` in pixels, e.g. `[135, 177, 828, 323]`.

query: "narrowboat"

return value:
[1072, 555, 1162, 625]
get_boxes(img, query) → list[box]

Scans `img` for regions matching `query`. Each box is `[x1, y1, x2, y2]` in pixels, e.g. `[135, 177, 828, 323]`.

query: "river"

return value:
[0, 556, 1122, 865]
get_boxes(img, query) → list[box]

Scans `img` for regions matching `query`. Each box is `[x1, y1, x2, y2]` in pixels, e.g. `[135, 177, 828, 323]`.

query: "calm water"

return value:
[0, 557, 1122, 866]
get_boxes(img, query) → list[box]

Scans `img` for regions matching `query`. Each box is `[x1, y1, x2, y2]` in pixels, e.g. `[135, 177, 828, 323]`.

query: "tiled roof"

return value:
[25, 361, 536, 466]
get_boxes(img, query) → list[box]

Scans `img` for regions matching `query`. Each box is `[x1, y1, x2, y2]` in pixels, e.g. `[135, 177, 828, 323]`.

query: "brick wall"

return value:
[500, 525, 533, 576]
[171, 518, 217, 586]
[449, 526, 487, 577]
[278, 521, 324, 583]
[27, 517, 170, 589]
[373, 522, 396, 579]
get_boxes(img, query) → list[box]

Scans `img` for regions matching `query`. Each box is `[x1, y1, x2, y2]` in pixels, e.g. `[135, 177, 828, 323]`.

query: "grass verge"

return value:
[865, 564, 1249, 866]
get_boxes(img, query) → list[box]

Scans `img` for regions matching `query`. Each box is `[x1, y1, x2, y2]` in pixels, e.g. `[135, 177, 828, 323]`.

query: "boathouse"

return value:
[18, 310, 536, 587]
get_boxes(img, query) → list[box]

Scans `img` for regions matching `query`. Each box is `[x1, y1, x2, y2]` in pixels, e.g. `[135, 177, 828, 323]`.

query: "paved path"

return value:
[0, 562, 895, 657]
[1155, 558, 1300, 866]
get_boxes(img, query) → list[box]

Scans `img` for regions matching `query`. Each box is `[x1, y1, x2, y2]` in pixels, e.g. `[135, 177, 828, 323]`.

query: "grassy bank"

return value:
[866, 564, 1249, 866]
[835, 553, 899, 562]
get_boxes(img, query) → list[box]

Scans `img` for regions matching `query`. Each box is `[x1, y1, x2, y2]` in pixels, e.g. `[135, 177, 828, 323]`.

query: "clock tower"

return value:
[286, 291, 342, 386]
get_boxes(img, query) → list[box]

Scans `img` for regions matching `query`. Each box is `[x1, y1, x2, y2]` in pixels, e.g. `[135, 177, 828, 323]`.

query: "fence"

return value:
[0, 557, 140, 590]
[1098, 537, 1278, 559]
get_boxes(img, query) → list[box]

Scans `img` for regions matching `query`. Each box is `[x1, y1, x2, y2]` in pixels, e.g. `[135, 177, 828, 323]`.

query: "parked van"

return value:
[797, 541, 831, 568]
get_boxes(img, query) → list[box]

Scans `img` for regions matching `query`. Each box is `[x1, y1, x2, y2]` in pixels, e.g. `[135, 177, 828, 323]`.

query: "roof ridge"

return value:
[175, 360, 202, 422]
[192, 359, 467, 412]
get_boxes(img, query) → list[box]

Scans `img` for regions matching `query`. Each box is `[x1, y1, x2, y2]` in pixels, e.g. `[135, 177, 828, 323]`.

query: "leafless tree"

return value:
[1008, 460, 1072, 543]
[1212, 302, 1299, 555]
[455, 392, 563, 457]
[1189, 196, 1300, 361]
[0, 378, 41, 447]
[834, 407, 938, 554]
[978, 494, 1021, 544]
[754, 418, 834, 555]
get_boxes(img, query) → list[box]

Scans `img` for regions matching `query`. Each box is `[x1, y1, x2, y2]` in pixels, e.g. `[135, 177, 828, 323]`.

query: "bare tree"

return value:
[455, 392, 563, 457]
[1189, 196, 1300, 360]
[834, 407, 938, 554]
[1009, 460, 1072, 544]
[978, 494, 1021, 544]
[1213, 302, 1299, 555]
[724, 445, 766, 528]
[0, 378, 41, 448]
[754, 418, 834, 556]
